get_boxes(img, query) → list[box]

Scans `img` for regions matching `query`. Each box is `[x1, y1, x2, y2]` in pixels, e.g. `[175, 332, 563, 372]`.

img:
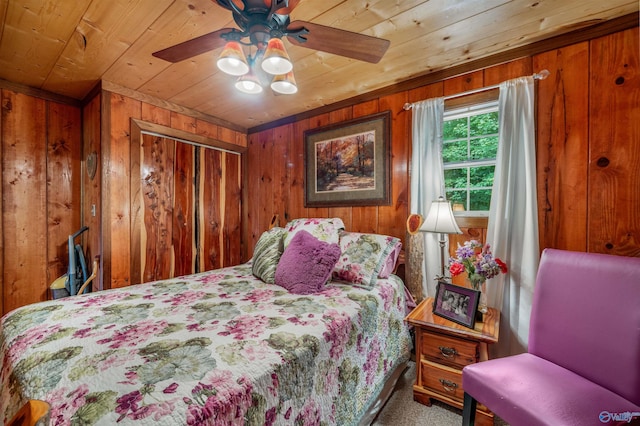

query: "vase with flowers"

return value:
[448, 240, 508, 316]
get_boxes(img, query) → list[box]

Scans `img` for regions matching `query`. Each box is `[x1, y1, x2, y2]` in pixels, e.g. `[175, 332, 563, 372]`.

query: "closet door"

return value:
[135, 133, 240, 283]
[173, 141, 196, 277]
[137, 134, 181, 283]
[198, 147, 242, 271]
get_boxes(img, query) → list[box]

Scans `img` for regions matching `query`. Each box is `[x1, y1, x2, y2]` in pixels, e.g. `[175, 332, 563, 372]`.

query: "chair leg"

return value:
[462, 392, 477, 426]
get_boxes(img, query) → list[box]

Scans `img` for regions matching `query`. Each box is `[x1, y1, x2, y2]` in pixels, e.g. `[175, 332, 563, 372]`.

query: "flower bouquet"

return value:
[448, 240, 508, 313]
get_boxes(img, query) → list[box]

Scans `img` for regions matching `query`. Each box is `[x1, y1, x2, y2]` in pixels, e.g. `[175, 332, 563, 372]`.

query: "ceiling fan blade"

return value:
[286, 20, 389, 64]
[152, 28, 234, 63]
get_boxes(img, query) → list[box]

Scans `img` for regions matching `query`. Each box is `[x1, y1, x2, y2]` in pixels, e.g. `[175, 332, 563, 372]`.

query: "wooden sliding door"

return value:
[133, 133, 241, 284]
[198, 146, 242, 272]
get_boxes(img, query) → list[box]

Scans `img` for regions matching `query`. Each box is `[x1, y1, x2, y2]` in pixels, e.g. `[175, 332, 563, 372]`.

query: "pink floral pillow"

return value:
[283, 217, 345, 248]
[332, 232, 401, 288]
[377, 239, 403, 278]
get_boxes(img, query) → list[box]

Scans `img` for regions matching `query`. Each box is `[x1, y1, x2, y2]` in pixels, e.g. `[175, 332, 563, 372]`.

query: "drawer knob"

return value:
[438, 346, 458, 358]
[439, 378, 458, 393]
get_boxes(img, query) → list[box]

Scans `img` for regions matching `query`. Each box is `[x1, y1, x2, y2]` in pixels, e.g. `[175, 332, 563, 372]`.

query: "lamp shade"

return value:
[235, 70, 263, 94]
[217, 41, 249, 76]
[271, 71, 298, 94]
[261, 38, 293, 75]
[420, 196, 462, 234]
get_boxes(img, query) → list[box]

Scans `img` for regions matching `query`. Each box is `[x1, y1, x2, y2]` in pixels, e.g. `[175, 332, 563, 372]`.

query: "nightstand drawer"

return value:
[421, 331, 478, 368]
[421, 360, 464, 401]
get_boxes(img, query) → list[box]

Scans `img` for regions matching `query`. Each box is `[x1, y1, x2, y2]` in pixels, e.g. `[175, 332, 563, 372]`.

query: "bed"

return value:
[1, 219, 413, 425]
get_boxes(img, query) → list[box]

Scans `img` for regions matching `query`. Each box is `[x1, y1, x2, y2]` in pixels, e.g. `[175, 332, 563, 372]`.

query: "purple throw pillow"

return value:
[275, 230, 341, 294]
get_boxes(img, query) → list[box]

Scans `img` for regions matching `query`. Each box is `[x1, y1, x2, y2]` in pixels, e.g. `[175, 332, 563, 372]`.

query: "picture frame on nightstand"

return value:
[433, 281, 480, 329]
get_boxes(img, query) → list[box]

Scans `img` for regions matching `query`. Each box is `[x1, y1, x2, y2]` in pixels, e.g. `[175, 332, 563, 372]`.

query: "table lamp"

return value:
[420, 196, 462, 278]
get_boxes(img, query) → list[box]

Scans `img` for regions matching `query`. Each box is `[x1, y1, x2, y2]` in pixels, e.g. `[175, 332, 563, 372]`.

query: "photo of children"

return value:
[433, 281, 479, 328]
[440, 289, 470, 323]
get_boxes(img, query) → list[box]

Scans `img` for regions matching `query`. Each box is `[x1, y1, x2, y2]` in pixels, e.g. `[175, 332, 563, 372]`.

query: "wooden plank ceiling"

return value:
[0, 0, 637, 130]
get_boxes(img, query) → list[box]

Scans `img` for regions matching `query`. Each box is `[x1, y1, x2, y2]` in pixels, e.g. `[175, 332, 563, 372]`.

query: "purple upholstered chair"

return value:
[462, 248, 640, 426]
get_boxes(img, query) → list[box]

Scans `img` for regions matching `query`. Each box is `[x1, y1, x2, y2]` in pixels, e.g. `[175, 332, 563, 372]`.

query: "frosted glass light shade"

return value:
[217, 41, 249, 76]
[235, 71, 263, 94]
[261, 38, 293, 75]
[271, 71, 298, 94]
[420, 196, 462, 234]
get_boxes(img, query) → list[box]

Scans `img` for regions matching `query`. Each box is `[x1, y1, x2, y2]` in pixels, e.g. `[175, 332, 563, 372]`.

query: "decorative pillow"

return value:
[378, 239, 403, 278]
[275, 230, 341, 294]
[283, 217, 345, 248]
[252, 227, 286, 284]
[332, 232, 402, 288]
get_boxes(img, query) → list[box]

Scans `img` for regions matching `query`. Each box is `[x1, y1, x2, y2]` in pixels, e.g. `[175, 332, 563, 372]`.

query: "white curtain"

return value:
[486, 76, 540, 357]
[410, 98, 446, 298]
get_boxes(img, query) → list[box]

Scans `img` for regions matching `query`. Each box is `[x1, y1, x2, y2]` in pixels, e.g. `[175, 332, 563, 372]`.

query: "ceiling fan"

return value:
[152, 0, 391, 65]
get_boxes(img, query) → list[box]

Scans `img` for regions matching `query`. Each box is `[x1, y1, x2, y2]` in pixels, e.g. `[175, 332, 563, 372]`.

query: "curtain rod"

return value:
[402, 69, 550, 110]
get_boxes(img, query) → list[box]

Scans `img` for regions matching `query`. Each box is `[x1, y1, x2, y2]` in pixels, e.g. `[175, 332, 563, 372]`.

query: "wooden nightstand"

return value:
[406, 297, 500, 426]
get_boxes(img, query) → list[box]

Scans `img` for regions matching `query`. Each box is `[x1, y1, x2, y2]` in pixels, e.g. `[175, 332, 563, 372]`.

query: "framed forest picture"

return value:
[304, 111, 391, 207]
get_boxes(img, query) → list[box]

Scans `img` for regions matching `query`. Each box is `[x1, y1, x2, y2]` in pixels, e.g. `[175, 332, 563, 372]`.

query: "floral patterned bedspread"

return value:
[1, 263, 412, 425]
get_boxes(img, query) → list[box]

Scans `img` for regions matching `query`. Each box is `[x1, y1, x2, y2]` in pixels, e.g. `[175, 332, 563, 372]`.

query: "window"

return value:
[442, 100, 499, 214]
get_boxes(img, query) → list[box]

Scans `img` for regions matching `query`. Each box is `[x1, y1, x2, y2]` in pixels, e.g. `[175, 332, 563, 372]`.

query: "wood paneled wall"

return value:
[82, 94, 102, 293]
[97, 90, 247, 289]
[246, 27, 640, 259]
[1, 90, 81, 315]
[246, 98, 410, 254]
[0, 85, 247, 315]
[536, 27, 639, 257]
[587, 30, 639, 255]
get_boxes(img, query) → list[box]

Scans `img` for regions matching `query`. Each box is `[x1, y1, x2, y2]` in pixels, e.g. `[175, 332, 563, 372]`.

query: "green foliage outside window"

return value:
[442, 109, 499, 212]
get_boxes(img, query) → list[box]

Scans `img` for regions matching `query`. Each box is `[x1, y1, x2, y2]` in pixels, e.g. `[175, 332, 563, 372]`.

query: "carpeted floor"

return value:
[372, 361, 508, 426]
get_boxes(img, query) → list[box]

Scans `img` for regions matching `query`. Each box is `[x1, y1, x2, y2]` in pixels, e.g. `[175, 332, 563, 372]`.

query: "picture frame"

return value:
[432, 281, 480, 329]
[304, 111, 391, 207]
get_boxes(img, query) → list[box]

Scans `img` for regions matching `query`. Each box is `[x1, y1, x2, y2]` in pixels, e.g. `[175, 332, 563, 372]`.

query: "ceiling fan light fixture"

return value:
[217, 41, 249, 76]
[261, 38, 293, 75]
[235, 70, 263, 94]
[271, 71, 298, 94]
[152, 2, 391, 98]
